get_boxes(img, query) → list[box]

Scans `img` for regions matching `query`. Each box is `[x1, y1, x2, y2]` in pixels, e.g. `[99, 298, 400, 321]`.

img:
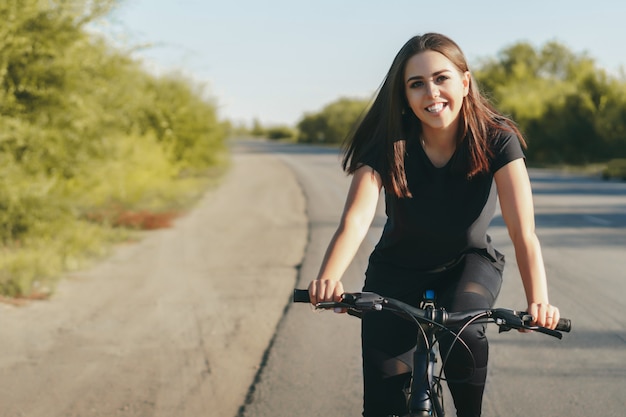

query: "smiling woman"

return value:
[306, 32, 561, 417]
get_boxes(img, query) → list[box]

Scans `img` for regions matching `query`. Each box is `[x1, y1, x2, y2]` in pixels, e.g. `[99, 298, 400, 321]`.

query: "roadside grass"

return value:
[0, 149, 230, 300]
[0, 219, 129, 299]
[601, 159, 626, 180]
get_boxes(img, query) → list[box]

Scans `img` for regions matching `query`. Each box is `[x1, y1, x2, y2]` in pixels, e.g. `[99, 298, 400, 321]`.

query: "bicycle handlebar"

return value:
[293, 289, 571, 338]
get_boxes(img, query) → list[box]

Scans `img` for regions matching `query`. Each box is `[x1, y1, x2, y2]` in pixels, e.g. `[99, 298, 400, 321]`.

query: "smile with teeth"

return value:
[426, 102, 446, 113]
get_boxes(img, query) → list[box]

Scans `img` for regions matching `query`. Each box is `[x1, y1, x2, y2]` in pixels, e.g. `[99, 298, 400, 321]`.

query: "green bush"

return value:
[0, 218, 126, 298]
[0, 0, 228, 298]
[602, 159, 626, 180]
[475, 40, 626, 164]
[266, 125, 296, 140]
[297, 97, 369, 144]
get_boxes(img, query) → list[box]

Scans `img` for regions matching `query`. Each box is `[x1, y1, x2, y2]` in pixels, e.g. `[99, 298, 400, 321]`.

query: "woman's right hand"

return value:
[308, 279, 344, 306]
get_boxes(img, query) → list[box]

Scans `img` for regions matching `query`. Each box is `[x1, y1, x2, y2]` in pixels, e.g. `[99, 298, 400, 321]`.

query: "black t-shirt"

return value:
[362, 130, 525, 272]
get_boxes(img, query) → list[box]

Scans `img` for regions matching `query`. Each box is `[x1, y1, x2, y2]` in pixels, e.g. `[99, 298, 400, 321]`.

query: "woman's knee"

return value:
[439, 323, 489, 380]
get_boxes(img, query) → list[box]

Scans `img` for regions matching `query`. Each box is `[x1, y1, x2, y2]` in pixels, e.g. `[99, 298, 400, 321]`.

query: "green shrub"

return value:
[297, 97, 369, 144]
[0, 218, 127, 298]
[266, 125, 296, 140]
[0, 0, 228, 298]
[602, 159, 626, 180]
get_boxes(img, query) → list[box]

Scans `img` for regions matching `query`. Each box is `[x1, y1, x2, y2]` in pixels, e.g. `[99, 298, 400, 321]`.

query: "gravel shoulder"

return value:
[0, 149, 308, 417]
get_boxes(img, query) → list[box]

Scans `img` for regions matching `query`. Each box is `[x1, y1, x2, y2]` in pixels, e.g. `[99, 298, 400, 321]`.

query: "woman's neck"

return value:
[421, 124, 457, 147]
[420, 127, 457, 168]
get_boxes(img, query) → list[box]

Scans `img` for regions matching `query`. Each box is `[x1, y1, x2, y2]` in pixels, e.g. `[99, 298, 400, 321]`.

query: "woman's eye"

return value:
[436, 75, 449, 83]
[409, 81, 423, 88]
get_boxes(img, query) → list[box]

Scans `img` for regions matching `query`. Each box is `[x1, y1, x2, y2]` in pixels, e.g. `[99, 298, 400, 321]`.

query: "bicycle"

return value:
[293, 288, 571, 417]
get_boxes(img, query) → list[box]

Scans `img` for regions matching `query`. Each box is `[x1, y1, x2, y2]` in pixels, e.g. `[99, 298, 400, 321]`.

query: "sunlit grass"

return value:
[0, 218, 127, 298]
[0, 156, 229, 299]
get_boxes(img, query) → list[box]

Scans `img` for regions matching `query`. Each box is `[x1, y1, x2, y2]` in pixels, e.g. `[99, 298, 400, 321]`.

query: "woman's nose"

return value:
[426, 82, 440, 98]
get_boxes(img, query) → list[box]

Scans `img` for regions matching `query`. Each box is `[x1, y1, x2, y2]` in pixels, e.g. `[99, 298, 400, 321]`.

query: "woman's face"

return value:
[404, 50, 470, 135]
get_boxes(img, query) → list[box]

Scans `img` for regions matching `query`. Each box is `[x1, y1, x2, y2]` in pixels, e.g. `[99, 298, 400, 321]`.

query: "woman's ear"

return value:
[463, 71, 471, 96]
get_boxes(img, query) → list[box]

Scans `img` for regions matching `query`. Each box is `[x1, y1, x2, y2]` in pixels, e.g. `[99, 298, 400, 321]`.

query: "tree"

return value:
[297, 97, 369, 144]
[474, 40, 626, 164]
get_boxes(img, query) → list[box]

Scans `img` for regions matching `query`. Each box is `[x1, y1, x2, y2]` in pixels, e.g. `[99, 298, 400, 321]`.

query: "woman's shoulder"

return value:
[488, 126, 525, 171]
[489, 123, 520, 149]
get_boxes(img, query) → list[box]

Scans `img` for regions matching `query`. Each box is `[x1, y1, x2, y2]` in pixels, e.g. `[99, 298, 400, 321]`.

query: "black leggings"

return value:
[361, 253, 503, 417]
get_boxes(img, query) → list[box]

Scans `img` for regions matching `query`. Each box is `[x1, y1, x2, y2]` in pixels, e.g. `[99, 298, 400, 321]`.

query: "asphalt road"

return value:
[237, 139, 626, 417]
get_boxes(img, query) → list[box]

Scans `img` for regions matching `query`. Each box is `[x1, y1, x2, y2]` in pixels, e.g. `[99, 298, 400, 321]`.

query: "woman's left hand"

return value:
[527, 302, 560, 330]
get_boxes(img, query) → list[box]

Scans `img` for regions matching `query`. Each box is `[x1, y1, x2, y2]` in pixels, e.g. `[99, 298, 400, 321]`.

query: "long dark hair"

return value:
[342, 32, 526, 198]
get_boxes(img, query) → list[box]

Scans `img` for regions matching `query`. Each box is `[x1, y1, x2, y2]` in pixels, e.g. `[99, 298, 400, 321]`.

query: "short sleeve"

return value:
[490, 130, 525, 173]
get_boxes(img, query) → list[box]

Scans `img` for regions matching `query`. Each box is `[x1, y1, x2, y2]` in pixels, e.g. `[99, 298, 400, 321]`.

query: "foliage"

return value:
[250, 118, 266, 136]
[297, 97, 369, 144]
[0, 0, 227, 297]
[266, 125, 296, 140]
[474, 41, 626, 164]
[138, 73, 225, 171]
[602, 159, 626, 180]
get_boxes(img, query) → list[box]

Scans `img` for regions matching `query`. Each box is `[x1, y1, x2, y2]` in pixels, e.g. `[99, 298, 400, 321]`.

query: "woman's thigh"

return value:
[439, 253, 503, 312]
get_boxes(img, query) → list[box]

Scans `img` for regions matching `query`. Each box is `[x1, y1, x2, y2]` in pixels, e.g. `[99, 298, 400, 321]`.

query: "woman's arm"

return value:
[308, 165, 383, 305]
[494, 158, 560, 329]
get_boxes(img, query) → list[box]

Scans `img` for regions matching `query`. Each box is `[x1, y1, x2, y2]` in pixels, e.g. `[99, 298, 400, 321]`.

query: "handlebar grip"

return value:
[556, 318, 571, 332]
[293, 289, 310, 303]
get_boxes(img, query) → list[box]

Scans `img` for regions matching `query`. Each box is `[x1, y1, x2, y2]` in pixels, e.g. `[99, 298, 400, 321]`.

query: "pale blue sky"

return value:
[103, 0, 626, 126]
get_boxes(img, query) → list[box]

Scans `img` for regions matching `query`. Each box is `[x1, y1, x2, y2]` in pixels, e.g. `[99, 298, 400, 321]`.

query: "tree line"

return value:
[294, 41, 626, 166]
[1, 0, 226, 297]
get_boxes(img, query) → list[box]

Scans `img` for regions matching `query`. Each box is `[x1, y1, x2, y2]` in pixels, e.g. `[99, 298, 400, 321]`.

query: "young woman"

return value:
[307, 33, 560, 417]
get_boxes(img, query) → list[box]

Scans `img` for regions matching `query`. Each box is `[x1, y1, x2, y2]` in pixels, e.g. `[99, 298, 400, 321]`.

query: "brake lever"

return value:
[493, 309, 527, 331]
[494, 309, 563, 339]
[350, 292, 386, 310]
[315, 301, 350, 309]
[524, 325, 563, 339]
[316, 292, 385, 312]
